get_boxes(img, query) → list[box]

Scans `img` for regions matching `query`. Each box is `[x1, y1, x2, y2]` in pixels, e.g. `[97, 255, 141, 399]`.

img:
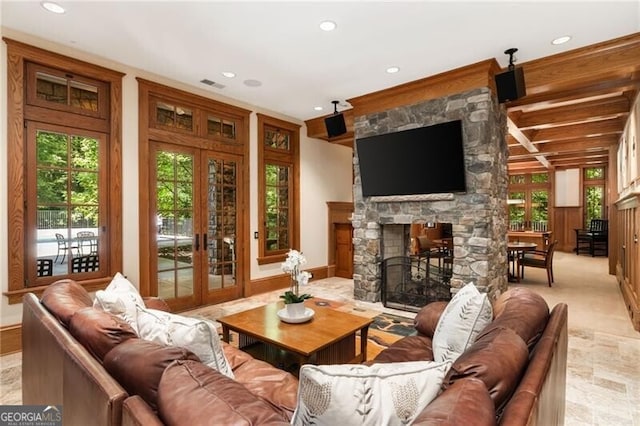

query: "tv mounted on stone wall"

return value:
[355, 120, 466, 197]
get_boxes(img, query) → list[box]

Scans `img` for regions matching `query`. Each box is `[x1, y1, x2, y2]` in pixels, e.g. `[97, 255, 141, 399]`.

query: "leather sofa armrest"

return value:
[414, 301, 448, 337]
[412, 378, 496, 426]
[142, 297, 171, 312]
[122, 395, 164, 426]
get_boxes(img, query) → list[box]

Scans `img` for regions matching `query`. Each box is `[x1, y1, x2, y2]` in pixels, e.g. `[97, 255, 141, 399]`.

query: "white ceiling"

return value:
[2, 1, 639, 121]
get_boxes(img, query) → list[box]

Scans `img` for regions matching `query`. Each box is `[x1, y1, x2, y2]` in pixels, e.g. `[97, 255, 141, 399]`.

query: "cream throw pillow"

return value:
[93, 272, 144, 333]
[136, 307, 234, 379]
[291, 361, 450, 426]
[432, 282, 493, 364]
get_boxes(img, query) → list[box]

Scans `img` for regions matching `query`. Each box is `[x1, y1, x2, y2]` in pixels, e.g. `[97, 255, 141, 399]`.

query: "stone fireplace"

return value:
[352, 87, 509, 302]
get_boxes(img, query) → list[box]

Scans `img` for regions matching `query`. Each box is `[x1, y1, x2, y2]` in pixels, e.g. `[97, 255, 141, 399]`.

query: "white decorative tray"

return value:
[277, 307, 315, 324]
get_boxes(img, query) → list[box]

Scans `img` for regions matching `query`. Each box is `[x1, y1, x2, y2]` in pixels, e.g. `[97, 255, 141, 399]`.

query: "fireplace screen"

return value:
[381, 254, 451, 312]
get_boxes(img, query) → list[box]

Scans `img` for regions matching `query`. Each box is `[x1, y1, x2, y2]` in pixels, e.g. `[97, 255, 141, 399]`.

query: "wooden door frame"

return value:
[137, 79, 251, 305]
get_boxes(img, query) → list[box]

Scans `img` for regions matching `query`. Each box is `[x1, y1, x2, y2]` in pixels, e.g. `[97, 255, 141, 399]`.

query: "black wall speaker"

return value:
[495, 67, 526, 103]
[324, 113, 347, 138]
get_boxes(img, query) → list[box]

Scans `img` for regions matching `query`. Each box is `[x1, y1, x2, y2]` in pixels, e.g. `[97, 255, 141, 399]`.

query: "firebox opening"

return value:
[381, 222, 453, 312]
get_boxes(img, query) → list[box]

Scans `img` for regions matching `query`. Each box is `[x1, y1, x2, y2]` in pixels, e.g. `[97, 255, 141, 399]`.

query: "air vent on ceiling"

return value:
[200, 79, 225, 89]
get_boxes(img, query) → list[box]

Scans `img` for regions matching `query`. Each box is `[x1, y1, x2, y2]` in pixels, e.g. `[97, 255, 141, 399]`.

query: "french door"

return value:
[150, 142, 242, 310]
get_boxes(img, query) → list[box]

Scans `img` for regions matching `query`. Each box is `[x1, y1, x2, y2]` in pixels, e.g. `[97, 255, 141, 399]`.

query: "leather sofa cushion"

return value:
[104, 339, 200, 411]
[68, 307, 138, 361]
[443, 326, 529, 410]
[41, 279, 93, 326]
[157, 360, 290, 426]
[414, 301, 448, 337]
[372, 334, 434, 363]
[487, 287, 549, 350]
[412, 378, 497, 426]
[233, 358, 299, 420]
[222, 342, 255, 371]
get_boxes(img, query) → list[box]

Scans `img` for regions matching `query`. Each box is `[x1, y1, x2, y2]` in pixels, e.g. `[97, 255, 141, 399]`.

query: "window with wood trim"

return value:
[257, 114, 300, 264]
[583, 166, 606, 227]
[4, 39, 123, 303]
[148, 94, 242, 145]
[508, 172, 550, 231]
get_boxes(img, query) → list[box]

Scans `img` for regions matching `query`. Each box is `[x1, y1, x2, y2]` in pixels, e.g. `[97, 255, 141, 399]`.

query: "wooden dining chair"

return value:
[518, 240, 558, 287]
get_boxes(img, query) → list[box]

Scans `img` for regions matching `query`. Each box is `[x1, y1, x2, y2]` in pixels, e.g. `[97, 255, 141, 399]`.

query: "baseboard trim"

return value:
[0, 324, 22, 355]
[246, 266, 330, 297]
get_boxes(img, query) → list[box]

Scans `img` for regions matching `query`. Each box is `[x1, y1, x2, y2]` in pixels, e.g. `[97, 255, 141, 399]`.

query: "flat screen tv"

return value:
[356, 120, 466, 197]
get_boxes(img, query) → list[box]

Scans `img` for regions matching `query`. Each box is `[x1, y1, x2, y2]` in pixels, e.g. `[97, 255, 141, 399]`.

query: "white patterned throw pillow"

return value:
[291, 361, 450, 426]
[93, 272, 145, 333]
[135, 307, 234, 379]
[432, 282, 493, 364]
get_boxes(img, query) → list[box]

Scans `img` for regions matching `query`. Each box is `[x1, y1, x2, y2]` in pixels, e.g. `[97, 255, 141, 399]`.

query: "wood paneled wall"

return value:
[553, 207, 583, 252]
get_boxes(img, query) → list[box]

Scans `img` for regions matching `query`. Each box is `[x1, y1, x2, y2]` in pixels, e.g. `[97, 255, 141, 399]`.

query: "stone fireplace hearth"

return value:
[352, 87, 509, 302]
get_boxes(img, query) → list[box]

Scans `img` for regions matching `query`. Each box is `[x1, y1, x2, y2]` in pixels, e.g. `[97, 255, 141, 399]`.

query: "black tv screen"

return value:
[356, 120, 466, 197]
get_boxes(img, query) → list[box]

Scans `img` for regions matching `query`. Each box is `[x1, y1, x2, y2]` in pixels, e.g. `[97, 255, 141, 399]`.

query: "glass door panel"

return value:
[154, 148, 197, 304]
[151, 144, 241, 308]
[202, 153, 242, 304]
[28, 124, 104, 285]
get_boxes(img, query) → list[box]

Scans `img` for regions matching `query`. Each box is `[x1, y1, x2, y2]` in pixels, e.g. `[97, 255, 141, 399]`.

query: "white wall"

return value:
[0, 28, 353, 326]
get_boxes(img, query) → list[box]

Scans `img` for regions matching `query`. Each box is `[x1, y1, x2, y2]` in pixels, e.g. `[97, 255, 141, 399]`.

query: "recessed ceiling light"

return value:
[243, 79, 262, 87]
[314, 106, 323, 111]
[319, 20, 337, 31]
[552, 35, 572, 45]
[41, 1, 65, 14]
[386, 66, 400, 74]
[221, 71, 236, 78]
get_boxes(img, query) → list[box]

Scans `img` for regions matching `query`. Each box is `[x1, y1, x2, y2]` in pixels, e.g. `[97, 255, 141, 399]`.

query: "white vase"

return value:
[286, 301, 306, 318]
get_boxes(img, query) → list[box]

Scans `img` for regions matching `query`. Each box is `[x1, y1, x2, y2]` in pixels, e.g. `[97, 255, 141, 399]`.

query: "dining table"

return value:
[507, 241, 537, 282]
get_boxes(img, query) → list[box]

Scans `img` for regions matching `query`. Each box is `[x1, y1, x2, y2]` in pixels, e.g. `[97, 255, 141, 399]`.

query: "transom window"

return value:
[150, 95, 241, 144]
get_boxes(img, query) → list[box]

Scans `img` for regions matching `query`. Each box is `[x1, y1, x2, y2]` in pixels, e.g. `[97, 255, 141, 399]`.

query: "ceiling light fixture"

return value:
[221, 71, 236, 78]
[41, 1, 65, 14]
[552, 35, 572, 45]
[243, 79, 262, 87]
[314, 106, 323, 111]
[386, 66, 400, 74]
[319, 20, 337, 31]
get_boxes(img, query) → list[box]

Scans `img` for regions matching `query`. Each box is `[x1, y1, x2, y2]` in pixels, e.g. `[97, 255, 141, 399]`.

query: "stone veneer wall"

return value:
[352, 87, 508, 302]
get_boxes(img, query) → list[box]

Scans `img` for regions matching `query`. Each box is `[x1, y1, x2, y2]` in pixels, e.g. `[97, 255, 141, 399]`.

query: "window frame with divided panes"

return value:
[257, 114, 300, 265]
[4, 39, 123, 303]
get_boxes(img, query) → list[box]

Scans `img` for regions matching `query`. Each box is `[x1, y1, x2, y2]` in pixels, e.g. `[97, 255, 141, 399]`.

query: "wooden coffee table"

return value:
[217, 300, 373, 367]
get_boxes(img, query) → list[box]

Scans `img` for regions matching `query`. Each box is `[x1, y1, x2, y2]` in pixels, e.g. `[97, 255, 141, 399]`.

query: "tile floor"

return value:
[1, 251, 638, 425]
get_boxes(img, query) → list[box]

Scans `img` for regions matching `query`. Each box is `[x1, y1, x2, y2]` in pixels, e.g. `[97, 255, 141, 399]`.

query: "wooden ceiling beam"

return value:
[512, 97, 630, 129]
[506, 75, 640, 111]
[305, 109, 355, 145]
[551, 158, 608, 168]
[525, 118, 625, 142]
[509, 135, 619, 156]
[508, 161, 548, 172]
[516, 33, 640, 94]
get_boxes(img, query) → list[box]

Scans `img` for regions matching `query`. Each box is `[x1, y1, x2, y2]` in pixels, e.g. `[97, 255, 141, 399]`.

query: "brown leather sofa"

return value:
[23, 280, 566, 426]
[22, 280, 297, 426]
[374, 287, 568, 426]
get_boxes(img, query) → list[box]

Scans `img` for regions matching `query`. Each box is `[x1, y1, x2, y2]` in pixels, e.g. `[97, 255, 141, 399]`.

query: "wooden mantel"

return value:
[305, 58, 501, 145]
